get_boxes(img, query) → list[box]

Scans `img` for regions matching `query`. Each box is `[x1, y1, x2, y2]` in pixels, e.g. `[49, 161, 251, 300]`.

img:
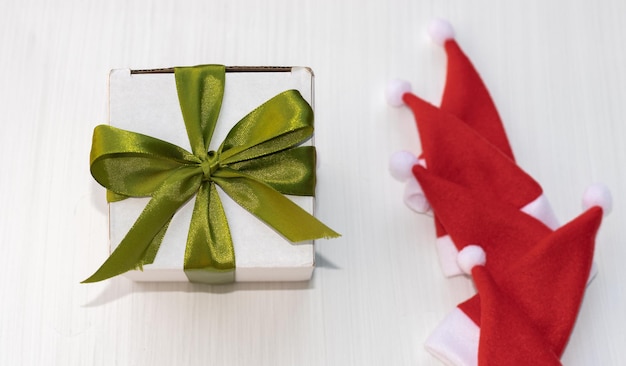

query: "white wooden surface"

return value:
[1, 1, 625, 365]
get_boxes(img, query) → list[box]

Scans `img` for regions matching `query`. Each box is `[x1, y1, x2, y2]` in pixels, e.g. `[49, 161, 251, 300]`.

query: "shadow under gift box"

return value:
[108, 66, 316, 282]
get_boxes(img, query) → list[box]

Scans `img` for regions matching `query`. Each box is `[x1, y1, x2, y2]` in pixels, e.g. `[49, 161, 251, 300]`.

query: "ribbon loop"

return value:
[84, 65, 339, 284]
[175, 65, 225, 159]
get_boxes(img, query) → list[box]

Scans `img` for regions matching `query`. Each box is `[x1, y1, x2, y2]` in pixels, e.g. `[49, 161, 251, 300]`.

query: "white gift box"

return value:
[108, 66, 316, 282]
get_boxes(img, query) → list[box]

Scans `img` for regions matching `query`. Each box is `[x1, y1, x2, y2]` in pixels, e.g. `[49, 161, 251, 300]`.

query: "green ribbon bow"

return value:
[84, 65, 339, 284]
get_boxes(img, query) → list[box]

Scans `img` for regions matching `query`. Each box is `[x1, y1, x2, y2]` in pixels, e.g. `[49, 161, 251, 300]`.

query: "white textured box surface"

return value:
[108, 67, 315, 282]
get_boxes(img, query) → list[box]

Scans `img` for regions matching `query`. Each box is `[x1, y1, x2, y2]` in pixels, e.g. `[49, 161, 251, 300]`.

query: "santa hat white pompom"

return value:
[386, 79, 412, 107]
[389, 150, 419, 181]
[428, 19, 455, 46]
[457, 245, 486, 275]
[582, 183, 612, 215]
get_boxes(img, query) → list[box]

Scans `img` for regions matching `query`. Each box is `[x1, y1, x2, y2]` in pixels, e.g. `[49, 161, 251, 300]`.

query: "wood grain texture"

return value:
[1, 0, 625, 365]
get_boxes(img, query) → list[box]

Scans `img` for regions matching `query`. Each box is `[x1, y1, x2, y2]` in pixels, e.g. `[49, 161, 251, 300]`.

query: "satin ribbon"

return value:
[84, 65, 339, 284]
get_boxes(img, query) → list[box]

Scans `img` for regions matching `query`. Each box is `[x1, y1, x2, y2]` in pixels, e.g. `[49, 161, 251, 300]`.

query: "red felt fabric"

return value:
[403, 38, 532, 243]
[401, 30, 604, 365]
[458, 294, 482, 327]
[440, 40, 515, 160]
[459, 208, 602, 361]
[405, 95, 543, 211]
[413, 166, 551, 276]
[418, 162, 603, 360]
[473, 266, 562, 366]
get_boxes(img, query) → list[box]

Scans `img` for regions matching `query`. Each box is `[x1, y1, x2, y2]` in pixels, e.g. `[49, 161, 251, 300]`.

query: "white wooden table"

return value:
[1, 1, 625, 364]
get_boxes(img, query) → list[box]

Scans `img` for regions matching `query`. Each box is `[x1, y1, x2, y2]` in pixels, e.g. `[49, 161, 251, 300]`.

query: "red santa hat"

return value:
[412, 166, 552, 277]
[388, 19, 560, 276]
[387, 19, 511, 155]
[386, 18, 612, 365]
[425, 203, 606, 365]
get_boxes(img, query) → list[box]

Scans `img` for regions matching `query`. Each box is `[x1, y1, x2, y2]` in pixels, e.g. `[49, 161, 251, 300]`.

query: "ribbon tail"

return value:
[82, 167, 202, 283]
[142, 218, 171, 265]
[184, 182, 236, 284]
[213, 169, 340, 242]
